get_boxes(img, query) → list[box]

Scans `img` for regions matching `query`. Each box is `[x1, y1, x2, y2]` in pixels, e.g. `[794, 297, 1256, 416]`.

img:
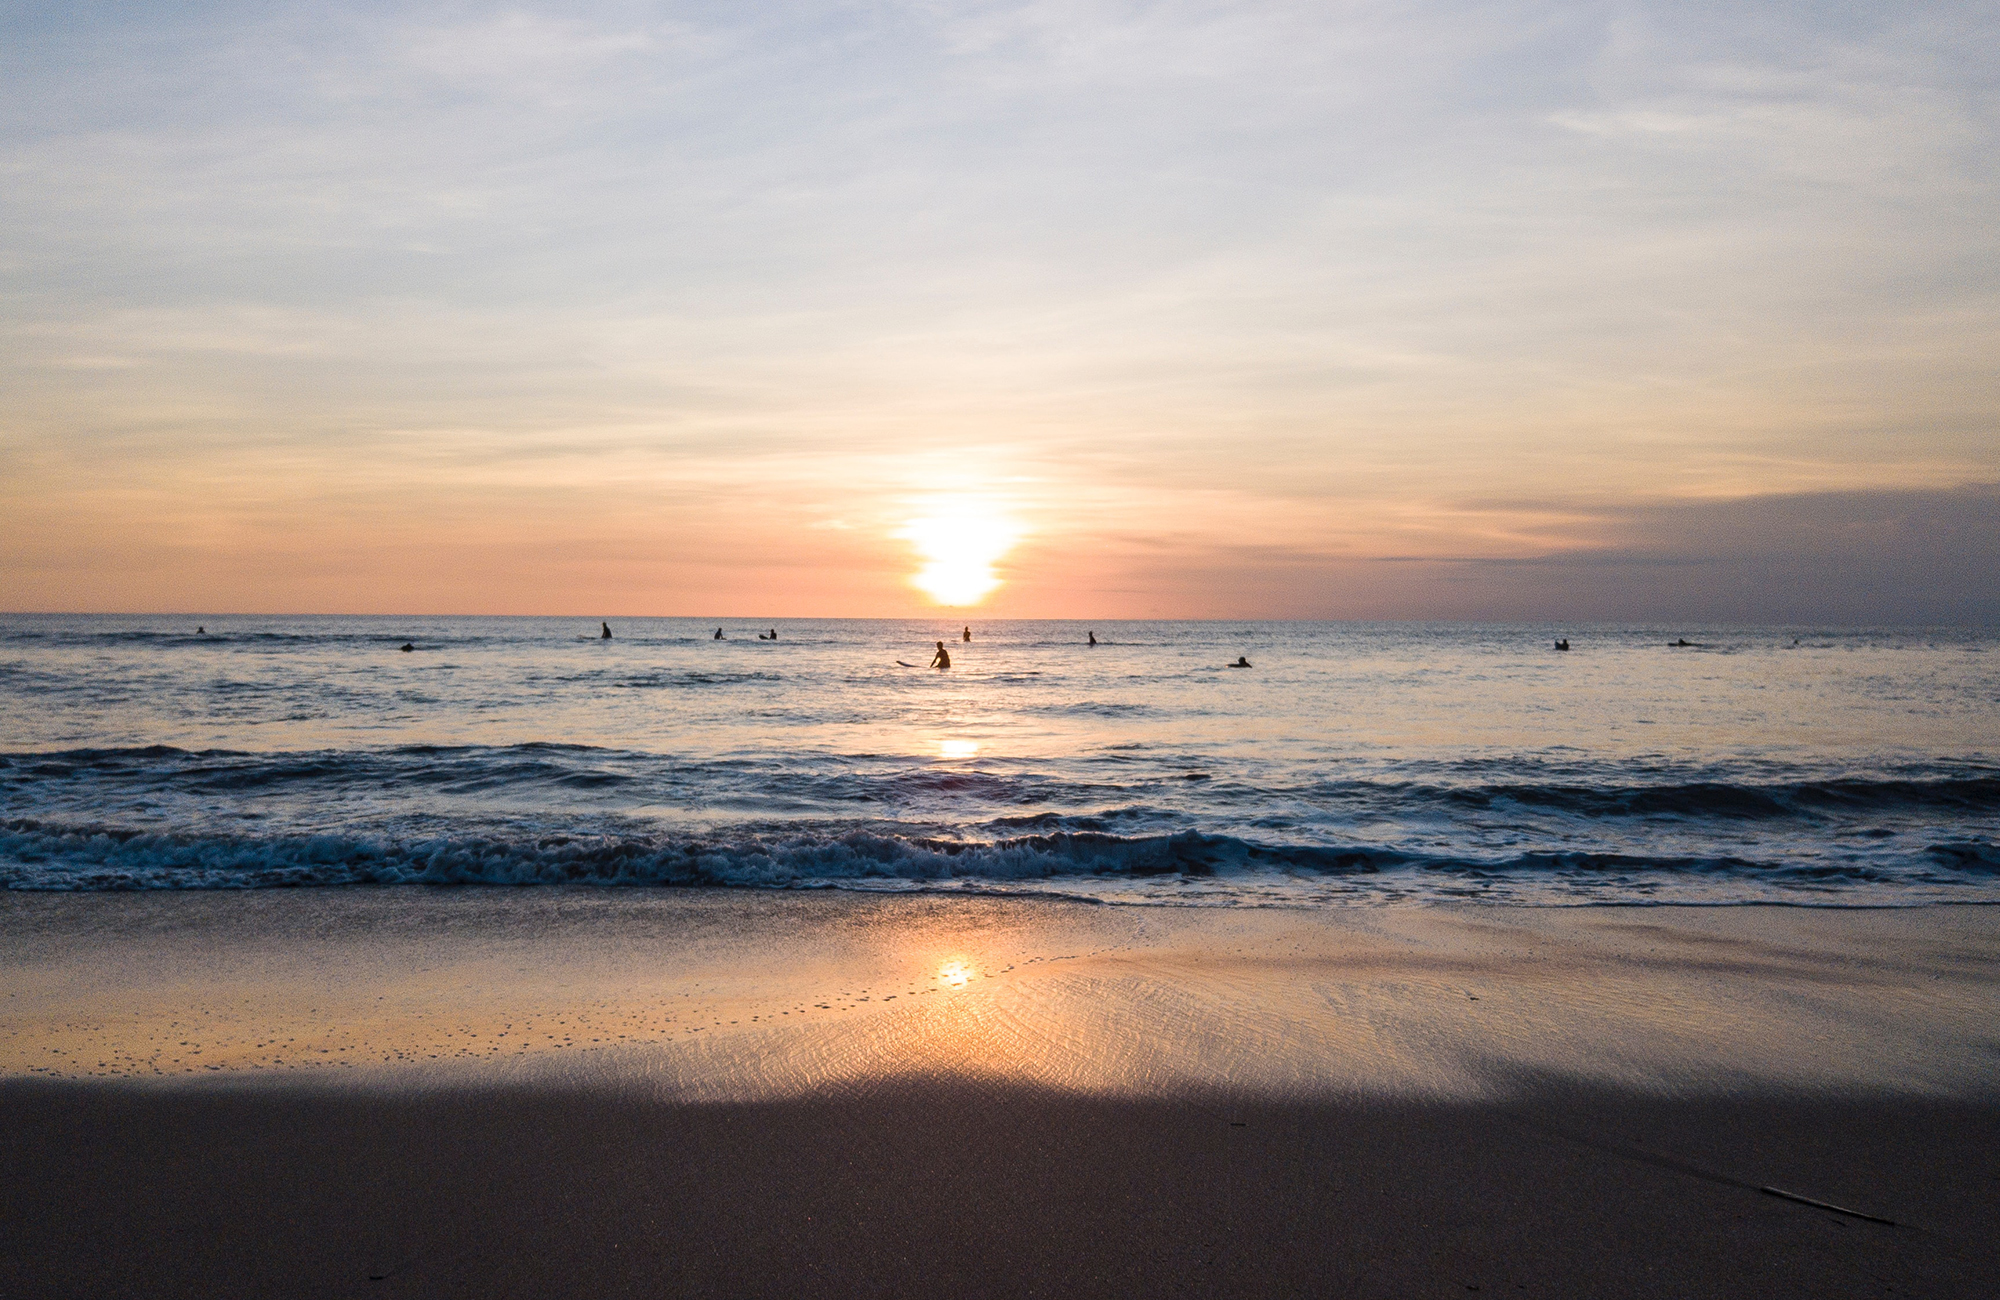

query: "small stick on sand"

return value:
[1759, 1186, 1898, 1226]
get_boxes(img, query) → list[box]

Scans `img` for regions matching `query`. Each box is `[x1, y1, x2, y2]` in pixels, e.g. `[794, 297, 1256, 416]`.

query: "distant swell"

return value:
[7, 746, 2000, 818]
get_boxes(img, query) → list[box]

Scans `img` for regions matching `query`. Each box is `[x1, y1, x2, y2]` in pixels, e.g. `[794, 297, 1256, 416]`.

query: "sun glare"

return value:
[900, 498, 1021, 606]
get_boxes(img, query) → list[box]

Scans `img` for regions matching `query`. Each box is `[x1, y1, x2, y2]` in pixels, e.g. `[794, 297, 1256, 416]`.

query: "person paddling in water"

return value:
[1230, 656, 1251, 668]
[930, 641, 952, 670]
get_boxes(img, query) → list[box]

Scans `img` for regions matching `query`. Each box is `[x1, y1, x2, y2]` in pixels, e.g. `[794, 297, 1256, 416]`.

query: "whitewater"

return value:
[2, 615, 1995, 905]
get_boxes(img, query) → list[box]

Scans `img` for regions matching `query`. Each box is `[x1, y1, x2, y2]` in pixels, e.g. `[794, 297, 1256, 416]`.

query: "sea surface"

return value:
[2, 615, 1996, 906]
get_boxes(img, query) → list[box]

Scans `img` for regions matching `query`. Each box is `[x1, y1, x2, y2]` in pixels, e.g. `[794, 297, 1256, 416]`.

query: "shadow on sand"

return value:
[3, 1075, 1996, 1298]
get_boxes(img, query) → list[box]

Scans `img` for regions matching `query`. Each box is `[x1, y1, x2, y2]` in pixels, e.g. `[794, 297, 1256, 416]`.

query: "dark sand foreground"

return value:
[3, 891, 1997, 1297]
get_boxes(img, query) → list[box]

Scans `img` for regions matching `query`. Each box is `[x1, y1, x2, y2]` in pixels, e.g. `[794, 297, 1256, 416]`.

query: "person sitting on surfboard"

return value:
[601, 622, 612, 639]
[962, 626, 971, 642]
[714, 628, 724, 640]
[930, 642, 951, 670]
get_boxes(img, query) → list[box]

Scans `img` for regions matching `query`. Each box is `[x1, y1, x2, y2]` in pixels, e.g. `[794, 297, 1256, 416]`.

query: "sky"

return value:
[2, 0, 1996, 621]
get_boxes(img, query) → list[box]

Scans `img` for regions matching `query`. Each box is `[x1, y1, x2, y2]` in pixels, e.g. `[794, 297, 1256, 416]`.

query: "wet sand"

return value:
[3, 891, 1998, 1296]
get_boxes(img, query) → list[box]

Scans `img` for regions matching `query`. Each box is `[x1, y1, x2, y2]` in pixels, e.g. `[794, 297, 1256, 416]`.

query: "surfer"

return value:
[768, 629, 778, 640]
[1673, 638, 1694, 647]
[1088, 631, 1097, 646]
[714, 628, 724, 640]
[195, 626, 205, 635]
[1555, 639, 1569, 651]
[601, 622, 611, 640]
[963, 626, 971, 642]
[930, 642, 952, 670]
[1229, 656, 1251, 668]
[399, 643, 414, 653]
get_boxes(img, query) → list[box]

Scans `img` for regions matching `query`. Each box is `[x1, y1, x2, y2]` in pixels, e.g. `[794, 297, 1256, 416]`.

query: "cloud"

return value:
[1086, 485, 2000, 623]
[0, 1, 1994, 614]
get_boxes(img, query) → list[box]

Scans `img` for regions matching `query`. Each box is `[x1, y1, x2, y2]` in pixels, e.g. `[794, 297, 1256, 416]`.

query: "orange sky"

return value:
[2, 2, 1995, 620]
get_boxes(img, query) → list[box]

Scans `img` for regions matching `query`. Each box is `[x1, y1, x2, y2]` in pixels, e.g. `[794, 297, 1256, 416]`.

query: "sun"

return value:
[899, 498, 1022, 606]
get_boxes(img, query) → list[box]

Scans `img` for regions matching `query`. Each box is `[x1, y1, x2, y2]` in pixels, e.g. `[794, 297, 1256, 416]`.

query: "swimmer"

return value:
[601, 622, 611, 640]
[1229, 656, 1251, 668]
[930, 641, 952, 670]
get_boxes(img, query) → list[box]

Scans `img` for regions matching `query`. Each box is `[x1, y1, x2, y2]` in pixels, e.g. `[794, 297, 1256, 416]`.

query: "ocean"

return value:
[2, 614, 1995, 905]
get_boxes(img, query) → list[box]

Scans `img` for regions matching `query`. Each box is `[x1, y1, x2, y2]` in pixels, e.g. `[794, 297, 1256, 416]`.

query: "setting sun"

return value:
[899, 498, 1022, 606]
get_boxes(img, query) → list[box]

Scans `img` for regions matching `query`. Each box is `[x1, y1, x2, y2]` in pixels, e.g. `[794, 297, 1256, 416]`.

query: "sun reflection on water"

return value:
[938, 739, 979, 759]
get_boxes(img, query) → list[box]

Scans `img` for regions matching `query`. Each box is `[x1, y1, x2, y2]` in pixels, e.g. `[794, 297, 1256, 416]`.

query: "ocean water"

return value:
[2, 615, 1996, 905]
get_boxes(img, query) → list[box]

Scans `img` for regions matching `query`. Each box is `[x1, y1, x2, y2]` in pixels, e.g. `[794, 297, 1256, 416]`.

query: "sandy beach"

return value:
[3, 891, 1997, 1296]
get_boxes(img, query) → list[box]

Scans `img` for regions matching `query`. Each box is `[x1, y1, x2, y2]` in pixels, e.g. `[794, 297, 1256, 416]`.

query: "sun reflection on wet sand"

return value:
[8, 893, 1994, 1106]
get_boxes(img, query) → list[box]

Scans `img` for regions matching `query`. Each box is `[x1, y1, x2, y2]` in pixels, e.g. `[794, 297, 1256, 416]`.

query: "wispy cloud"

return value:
[1, 1, 1994, 614]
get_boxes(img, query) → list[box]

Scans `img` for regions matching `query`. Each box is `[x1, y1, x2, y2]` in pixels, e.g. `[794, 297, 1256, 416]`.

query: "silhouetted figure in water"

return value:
[769, 629, 778, 640]
[963, 626, 971, 642]
[1087, 631, 1097, 646]
[931, 642, 951, 669]
[1672, 638, 1693, 647]
[714, 628, 724, 640]
[1555, 639, 1569, 651]
[1230, 656, 1251, 668]
[195, 627, 205, 635]
[399, 643, 414, 653]
[601, 622, 612, 640]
